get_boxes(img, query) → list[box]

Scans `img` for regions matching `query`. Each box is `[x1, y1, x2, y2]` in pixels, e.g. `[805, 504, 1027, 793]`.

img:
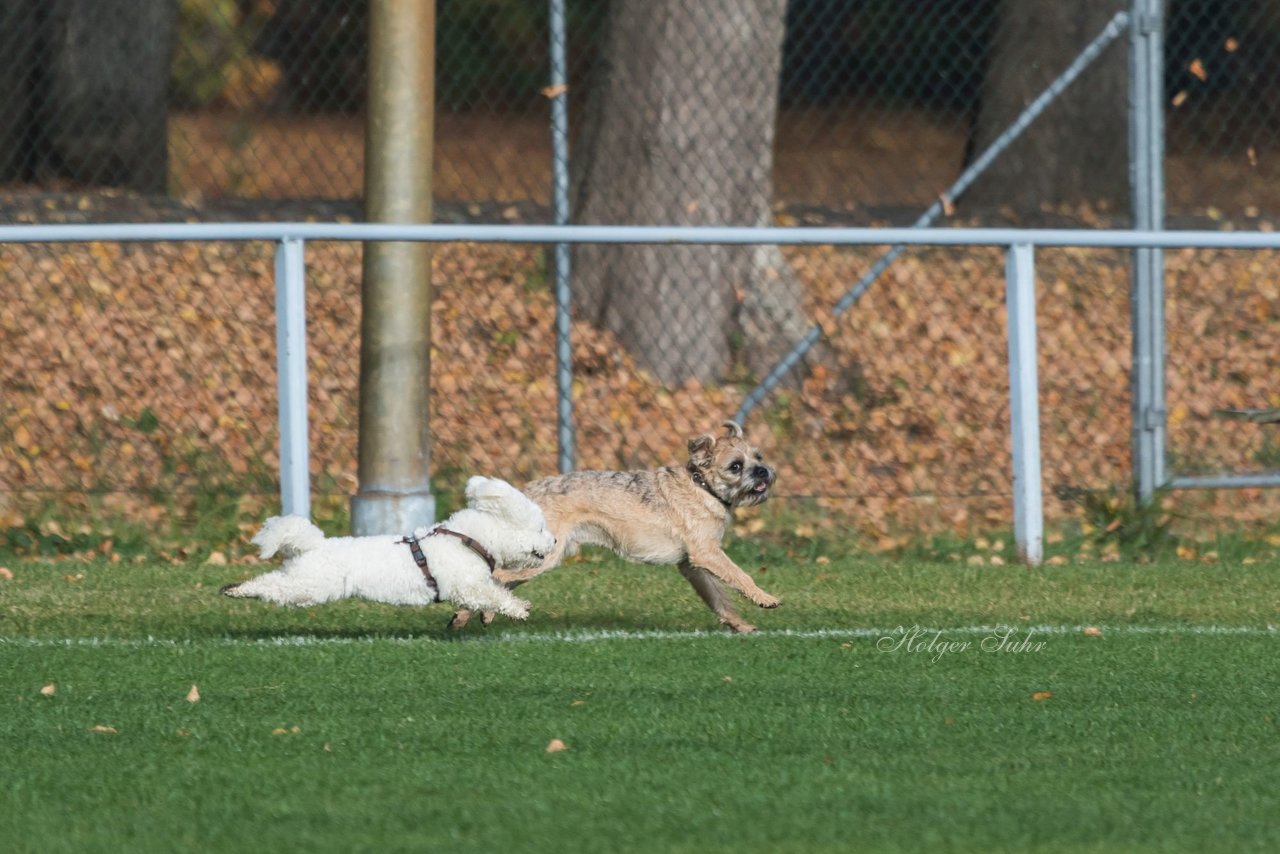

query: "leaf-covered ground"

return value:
[4, 232, 1279, 541]
[3, 108, 1279, 542]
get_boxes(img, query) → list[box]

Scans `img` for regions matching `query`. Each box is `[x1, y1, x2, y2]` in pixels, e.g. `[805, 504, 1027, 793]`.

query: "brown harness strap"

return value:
[400, 527, 498, 601]
[429, 527, 497, 574]
[400, 533, 439, 598]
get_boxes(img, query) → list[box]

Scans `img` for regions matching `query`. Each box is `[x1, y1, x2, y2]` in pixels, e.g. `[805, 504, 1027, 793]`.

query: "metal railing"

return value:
[5, 220, 1279, 561]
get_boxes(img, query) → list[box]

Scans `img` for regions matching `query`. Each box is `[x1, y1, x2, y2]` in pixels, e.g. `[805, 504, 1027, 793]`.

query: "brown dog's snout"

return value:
[751, 464, 772, 481]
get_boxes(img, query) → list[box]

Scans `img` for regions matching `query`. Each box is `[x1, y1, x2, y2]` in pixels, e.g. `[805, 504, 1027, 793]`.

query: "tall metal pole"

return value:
[548, 0, 575, 473]
[1128, 0, 1166, 504]
[351, 0, 436, 535]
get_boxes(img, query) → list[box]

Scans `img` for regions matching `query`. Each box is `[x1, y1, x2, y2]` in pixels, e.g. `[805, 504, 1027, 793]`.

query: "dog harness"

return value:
[400, 527, 498, 601]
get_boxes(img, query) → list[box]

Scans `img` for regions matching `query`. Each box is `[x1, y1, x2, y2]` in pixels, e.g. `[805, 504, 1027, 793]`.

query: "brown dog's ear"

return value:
[688, 433, 715, 468]
[721, 420, 744, 439]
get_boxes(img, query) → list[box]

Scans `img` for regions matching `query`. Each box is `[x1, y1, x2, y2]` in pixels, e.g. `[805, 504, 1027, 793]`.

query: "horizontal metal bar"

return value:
[6, 221, 1280, 250]
[1167, 473, 1280, 490]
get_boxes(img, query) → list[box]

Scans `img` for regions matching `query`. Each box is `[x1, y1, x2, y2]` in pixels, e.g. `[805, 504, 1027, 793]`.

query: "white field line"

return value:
[0, 623, 1276, 650]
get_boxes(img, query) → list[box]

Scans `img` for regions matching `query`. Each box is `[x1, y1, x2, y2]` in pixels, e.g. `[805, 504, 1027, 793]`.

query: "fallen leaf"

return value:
[540, 83, 568, 99]
[186, 684, 201, 703]
[545, 738, 568, 753]
[205, 551, 227, 566]
[0, 567, 12, 580]
[1083, 626, 1103, 638]
[89, 725, 119, 734]
[40, 683, 56, 696]
[1030, 692, 1054, 702]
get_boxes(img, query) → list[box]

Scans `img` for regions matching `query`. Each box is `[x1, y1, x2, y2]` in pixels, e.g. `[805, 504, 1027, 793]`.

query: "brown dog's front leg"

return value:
[686, 547, 780, 609]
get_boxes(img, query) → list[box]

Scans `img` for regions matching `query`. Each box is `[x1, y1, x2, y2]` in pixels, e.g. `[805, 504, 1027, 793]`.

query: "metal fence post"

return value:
[548, 0, 575, 473]
[1006, 243, 1043, 565]
[274, 236, 310, 519]
[1129, 0, 1167, 504]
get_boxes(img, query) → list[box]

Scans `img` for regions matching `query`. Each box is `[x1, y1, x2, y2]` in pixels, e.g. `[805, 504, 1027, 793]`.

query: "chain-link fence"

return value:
[6, 0, 1277, 217]
[3, 0, 1280, 544]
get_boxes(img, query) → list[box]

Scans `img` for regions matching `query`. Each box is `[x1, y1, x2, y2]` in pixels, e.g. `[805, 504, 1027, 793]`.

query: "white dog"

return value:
[221, 476, 555, 620]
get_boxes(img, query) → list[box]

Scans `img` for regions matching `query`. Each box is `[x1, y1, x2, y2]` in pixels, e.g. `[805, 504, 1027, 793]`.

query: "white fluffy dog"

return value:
[222, 476, 555, 620]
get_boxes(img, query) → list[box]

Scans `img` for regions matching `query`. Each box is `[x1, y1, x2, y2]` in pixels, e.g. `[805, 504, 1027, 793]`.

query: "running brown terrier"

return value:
[449, 420, 779, 633]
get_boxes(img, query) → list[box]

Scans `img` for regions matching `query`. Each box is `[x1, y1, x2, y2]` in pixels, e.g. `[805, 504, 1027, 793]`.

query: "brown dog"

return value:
[449, 420, 780, 633]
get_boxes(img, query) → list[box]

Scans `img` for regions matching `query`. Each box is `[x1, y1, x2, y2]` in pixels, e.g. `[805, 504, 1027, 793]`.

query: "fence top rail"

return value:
[2, 222, 1280, 250]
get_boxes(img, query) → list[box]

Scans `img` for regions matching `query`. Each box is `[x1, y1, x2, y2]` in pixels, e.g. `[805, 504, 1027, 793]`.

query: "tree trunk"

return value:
[572, 0, 814, 386]
[41, 0, 177, 193]
[0, 0, 36, 181]
[966, 0, 1127, 214]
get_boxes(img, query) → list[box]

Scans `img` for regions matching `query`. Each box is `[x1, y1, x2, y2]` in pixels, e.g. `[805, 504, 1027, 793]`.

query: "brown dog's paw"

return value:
[480, 610, 498, 627]
[755, 594, 781, 609]
[447, 609, 473, 630]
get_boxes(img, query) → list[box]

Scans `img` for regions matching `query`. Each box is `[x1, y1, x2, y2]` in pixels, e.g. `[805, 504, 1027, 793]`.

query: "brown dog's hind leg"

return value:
[679, 560, 758, 634]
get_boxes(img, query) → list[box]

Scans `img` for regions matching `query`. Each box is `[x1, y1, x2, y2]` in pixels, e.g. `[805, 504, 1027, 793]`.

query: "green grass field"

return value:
[2, 548, 1278, 853]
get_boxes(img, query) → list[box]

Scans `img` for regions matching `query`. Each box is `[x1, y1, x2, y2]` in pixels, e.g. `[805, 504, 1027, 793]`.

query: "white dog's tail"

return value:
[251, 515, 327, 560]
